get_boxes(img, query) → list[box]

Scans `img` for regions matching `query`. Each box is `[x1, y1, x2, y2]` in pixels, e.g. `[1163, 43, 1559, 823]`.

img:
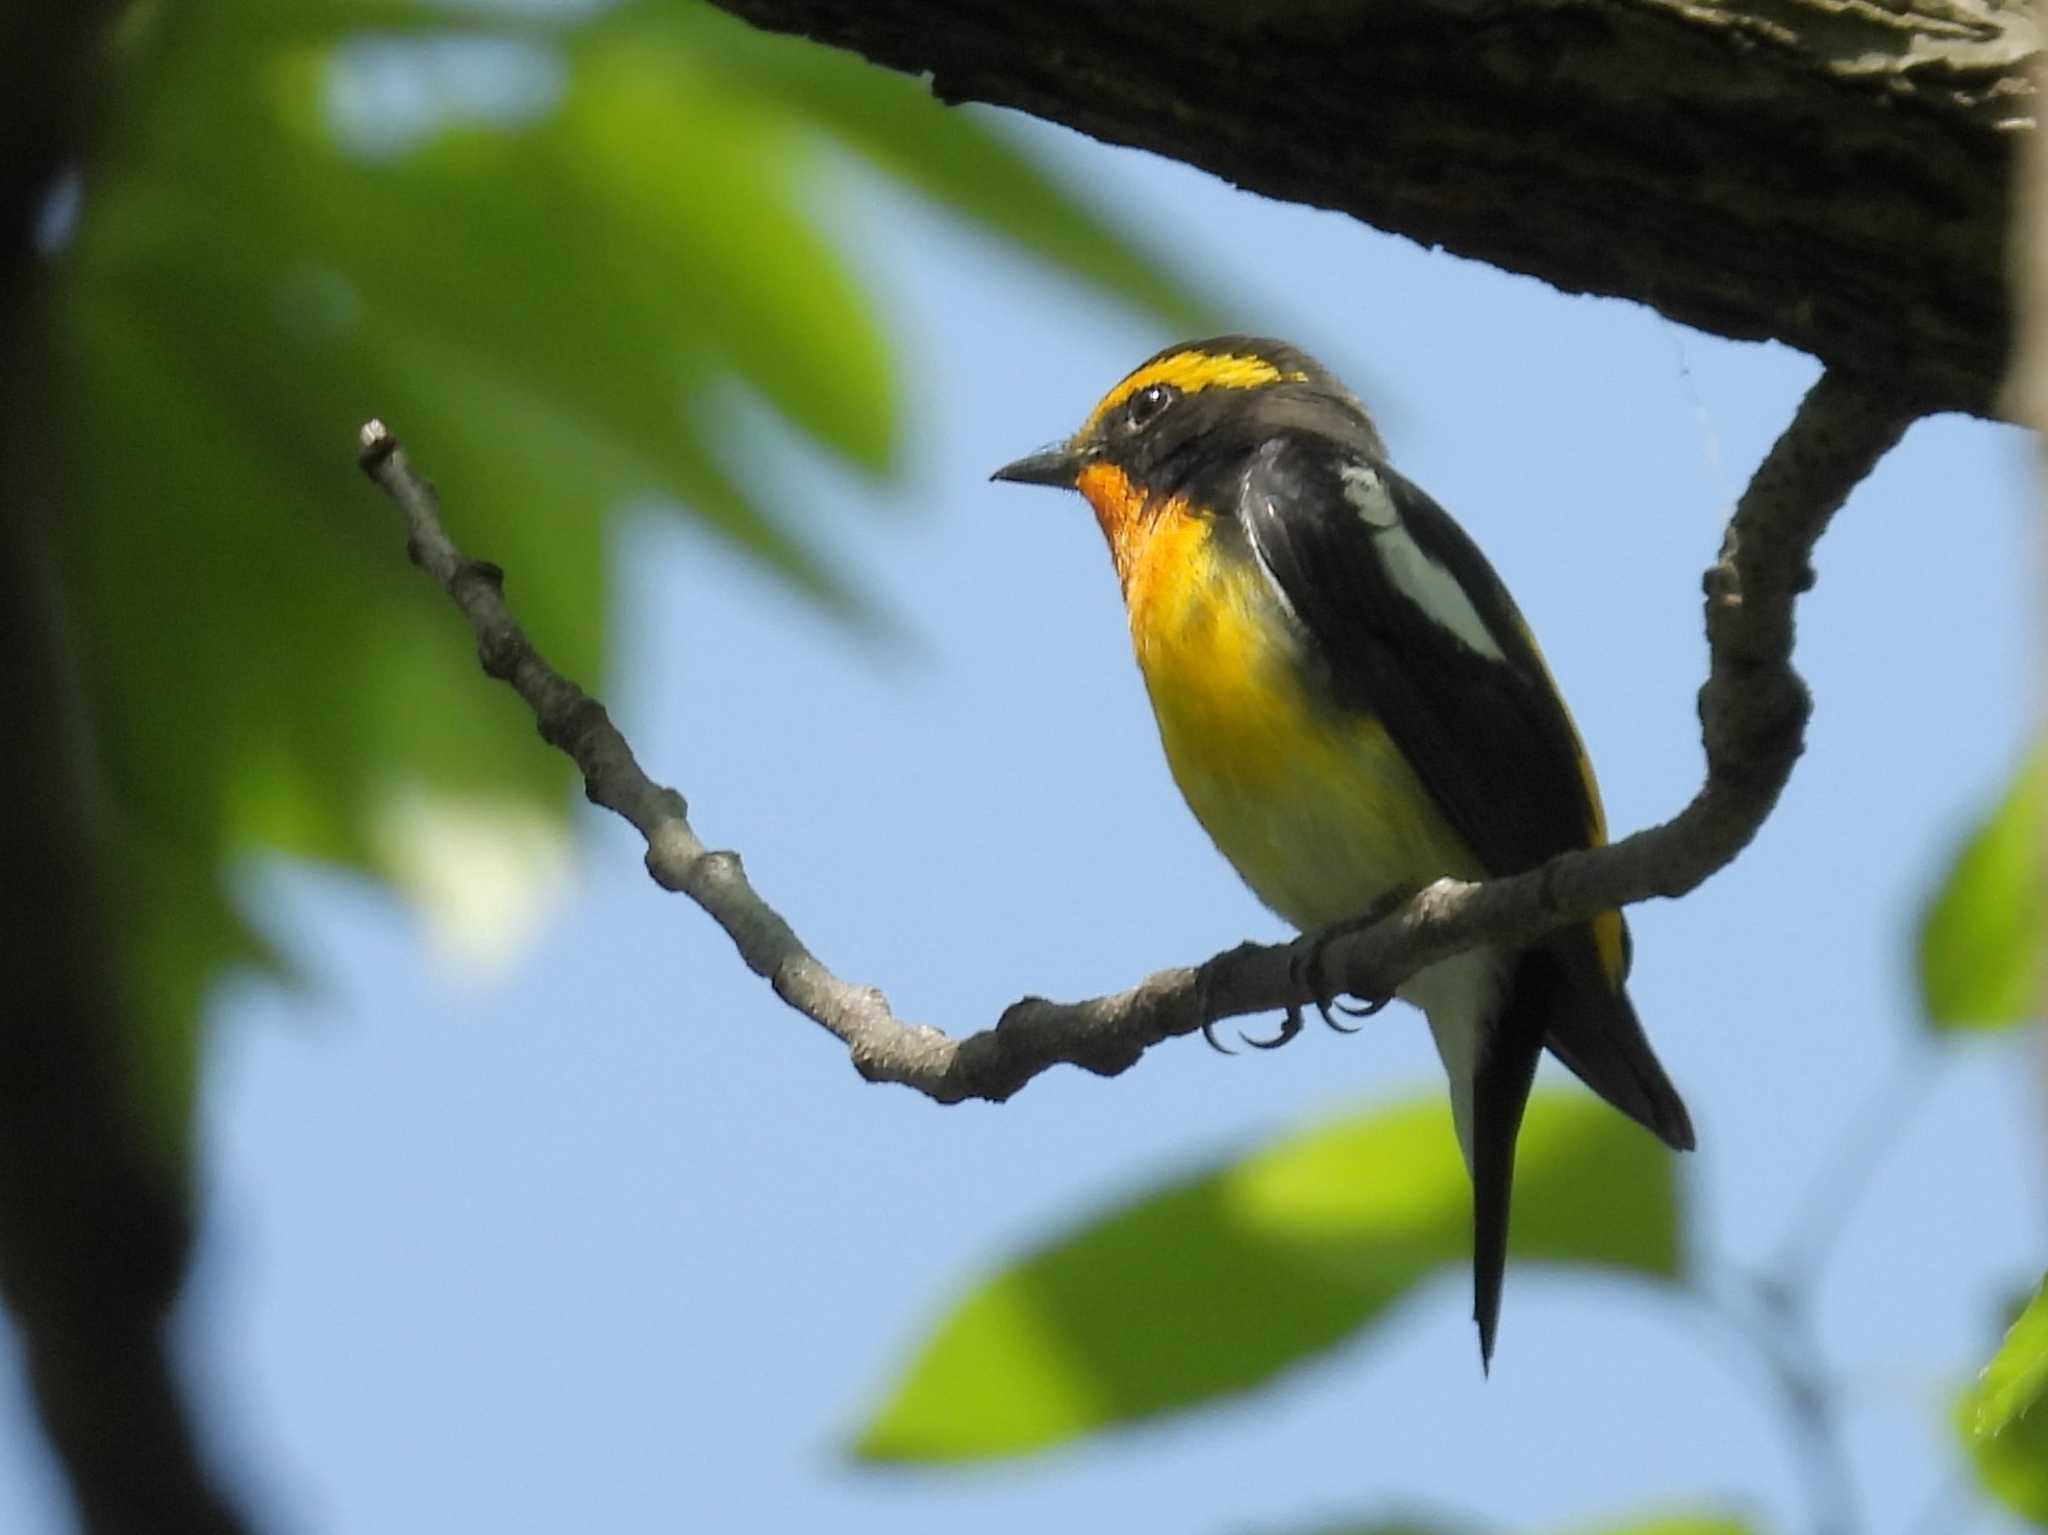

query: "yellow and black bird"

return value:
[993, 336, 1694, 1366]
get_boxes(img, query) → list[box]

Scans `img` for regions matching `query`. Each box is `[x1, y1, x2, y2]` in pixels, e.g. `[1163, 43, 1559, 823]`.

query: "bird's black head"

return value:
[991, 335, 1385, 500]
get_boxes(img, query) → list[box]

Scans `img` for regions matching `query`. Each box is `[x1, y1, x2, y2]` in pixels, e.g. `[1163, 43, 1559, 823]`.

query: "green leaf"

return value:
[1968, 1275, 2048, 1439]
[662, 1, 1216, 335]
[1959, 1376, 2048, 1525]
[116, 829, 280, 1172]
[1248, 1510, 1754, 1535]
[854, 1090, 1682, 1461]
[1919, 748, 2045, 1033]
[552, 24, 902, 476]
[625, 0, 1214, 335]
[56, 0, 1216, 1167]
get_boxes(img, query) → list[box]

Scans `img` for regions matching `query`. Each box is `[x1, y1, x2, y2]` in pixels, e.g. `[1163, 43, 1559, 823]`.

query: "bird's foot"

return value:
[1293, 897, 1404, 1033]
[1205, 894, 1404, 1054]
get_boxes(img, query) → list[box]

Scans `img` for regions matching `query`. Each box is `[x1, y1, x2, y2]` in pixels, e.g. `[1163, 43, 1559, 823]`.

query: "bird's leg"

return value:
[1294, 892, 1407, 1032]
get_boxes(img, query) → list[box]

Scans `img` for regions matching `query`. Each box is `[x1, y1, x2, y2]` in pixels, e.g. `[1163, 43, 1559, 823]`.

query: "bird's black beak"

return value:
[990, 441, 1081, 489]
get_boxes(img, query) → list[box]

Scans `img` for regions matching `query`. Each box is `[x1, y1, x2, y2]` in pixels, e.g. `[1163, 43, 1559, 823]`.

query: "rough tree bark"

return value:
[706, 0, 2036, 418]
[2005, 43, 2048, 1102]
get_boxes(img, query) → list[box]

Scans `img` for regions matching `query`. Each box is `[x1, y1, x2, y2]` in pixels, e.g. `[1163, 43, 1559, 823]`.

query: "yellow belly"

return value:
[1126, 513, 1482, 930]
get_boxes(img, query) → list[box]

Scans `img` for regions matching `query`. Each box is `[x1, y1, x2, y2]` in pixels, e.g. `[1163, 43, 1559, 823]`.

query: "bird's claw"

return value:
[1240, 1005, 1305, 1051]
[1203, 900, 1396, 1056]
[1316, 996, 1364, 1034]
[1292, 906, 1397, 1034]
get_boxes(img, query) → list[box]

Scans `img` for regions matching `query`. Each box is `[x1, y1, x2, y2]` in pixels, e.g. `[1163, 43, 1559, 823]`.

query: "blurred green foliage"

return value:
[44, 4, 2047, 1530]
[1918, 746, 2044, 1033]
[1919, 750, 2047, 1524]
[1969, 1274, 2048, 1439]
[1960, 1379, 2048, 1525]
[1249, 1515, 1750, 1535]
[50, 0, 1205, 1162]
[856, 1091, 1682, 1461]
[1959, 1276, 2048, 1527]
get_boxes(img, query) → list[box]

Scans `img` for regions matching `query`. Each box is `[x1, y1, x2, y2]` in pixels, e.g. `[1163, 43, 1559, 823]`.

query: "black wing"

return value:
[1236, 435, 1698, 1363]
[1236, 435, 1697, 1158]
[1235, 435, 1600, 879]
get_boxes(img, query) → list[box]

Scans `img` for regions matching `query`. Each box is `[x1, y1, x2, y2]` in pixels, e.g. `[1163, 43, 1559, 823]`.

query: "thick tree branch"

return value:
[357, 372, 1910, 1104]
[706, 0, 2030, 417]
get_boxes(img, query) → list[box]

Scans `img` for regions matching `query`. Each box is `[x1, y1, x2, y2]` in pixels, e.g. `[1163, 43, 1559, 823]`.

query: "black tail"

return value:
[1469, 935, 1696, 1367]
[1470, 954, 1550, 1371]
[1542, 927, 1695, 1152]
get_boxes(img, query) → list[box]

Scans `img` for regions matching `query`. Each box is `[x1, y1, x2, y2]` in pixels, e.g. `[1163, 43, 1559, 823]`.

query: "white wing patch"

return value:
[1338, 462, 1507, 662]
[1254, 500, 1303, 622]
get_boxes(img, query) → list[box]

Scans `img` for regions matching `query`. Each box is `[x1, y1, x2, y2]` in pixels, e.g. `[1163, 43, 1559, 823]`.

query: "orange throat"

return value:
[1076, 460, 1167, 593]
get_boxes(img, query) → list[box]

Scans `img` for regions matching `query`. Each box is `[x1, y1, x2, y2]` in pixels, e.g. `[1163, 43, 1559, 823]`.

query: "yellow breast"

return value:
[1118, 502, 1482, 930]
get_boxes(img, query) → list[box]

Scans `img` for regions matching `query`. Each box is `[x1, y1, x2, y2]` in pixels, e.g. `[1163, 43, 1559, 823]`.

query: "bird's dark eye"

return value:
[1123, 383, 1177, 432]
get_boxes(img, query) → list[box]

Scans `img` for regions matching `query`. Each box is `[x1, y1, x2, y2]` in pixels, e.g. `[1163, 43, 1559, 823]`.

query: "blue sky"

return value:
[2, 94, 2041, 1535]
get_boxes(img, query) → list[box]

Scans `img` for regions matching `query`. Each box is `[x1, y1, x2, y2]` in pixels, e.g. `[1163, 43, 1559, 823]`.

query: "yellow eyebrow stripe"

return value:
[1083, 350, 1309, 434]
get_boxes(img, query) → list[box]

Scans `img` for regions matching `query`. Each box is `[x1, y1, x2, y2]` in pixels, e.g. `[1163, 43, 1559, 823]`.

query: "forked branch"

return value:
[357, 369, 1915, 1104]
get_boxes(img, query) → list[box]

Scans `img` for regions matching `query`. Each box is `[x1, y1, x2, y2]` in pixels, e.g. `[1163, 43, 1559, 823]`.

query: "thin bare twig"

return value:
[355, 370, 1916, 1105]
[1772, 1042, 1948, 1297]
[1690, 1268, 1862, 1535]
